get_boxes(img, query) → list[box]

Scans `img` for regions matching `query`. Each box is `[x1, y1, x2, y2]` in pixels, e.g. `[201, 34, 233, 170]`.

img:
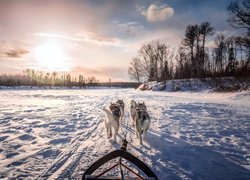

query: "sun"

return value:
[34, 41, 70, 71]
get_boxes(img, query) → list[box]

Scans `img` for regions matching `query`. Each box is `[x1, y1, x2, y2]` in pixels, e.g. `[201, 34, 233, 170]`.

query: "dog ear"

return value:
[142, 102, 145, 105]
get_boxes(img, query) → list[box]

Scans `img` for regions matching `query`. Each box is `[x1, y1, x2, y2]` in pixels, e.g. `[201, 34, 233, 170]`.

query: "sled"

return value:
[82, 139, 157, 180]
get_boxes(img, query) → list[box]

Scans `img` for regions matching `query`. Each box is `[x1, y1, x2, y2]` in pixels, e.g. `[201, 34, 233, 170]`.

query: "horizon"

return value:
[0, 0, 236, 81]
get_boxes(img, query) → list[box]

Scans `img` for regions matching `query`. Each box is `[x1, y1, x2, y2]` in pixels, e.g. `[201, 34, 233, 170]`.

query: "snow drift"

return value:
[137, 77, 250, 92]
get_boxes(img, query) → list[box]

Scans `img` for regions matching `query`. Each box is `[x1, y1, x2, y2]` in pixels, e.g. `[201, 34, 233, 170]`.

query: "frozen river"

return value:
[0, 88, 249, 179]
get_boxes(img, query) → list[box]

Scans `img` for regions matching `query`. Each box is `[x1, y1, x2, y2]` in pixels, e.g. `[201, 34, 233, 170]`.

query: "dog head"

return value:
[136, 102, 147, 111]
[109, 103, 121, 118]
[116, 100, 125, 107]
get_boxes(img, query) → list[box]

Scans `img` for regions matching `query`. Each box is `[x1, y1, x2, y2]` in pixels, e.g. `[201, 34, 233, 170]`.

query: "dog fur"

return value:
[130, 100, 150, 145]
[102, 106, 120, 143]
[136, 102, 147, 111]
[116, 100, 125, 122]
[130, 100, 147, 126]
[135, 110, 150, 145]
[130, 99, 138, 127]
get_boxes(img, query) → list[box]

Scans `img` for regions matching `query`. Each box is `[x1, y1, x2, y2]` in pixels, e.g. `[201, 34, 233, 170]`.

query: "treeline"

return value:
[128, 0, 249, 82]
[0, 69, 140, 88]
[0, 69, 96, 87]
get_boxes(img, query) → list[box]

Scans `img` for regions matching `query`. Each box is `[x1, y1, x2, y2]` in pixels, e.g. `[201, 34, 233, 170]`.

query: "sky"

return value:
[0, 0, 235, 81]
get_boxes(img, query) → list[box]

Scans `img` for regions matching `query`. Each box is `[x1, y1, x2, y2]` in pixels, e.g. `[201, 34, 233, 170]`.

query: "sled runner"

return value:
[82, 139, 157, 180]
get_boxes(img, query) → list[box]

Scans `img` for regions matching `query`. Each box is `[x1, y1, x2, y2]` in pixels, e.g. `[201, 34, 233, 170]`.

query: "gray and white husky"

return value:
[135, 109, 150, 145]
[130, 100, 147, 127]
[102, 103, 121, 143]
[130, 100, 150, 145]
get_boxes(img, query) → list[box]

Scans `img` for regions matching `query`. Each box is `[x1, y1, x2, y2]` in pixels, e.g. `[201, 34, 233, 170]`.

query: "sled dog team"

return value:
[102, 99, 150, 145]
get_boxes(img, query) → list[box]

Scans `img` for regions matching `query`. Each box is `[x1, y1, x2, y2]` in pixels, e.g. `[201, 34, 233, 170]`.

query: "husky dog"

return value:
[130, 100, 147, 127]
[135, 109, 150, 145]
[102, 103, 121, 142]
[116, 100, 125, 122]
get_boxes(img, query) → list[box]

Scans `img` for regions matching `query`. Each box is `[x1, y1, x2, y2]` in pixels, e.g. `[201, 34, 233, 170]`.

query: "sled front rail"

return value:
[84, 175, 156, 180]
[82, 149, 157, 180]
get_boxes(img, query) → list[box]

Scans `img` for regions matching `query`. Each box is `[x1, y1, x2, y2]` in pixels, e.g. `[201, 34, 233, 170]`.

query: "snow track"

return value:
[0, 89, 249, 179]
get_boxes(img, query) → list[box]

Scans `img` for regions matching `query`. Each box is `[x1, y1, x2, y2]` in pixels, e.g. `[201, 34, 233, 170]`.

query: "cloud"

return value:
[138, 4, 174, 22]
[35, 31, 124, 47]
[5, 48, 29, 58]
[116, 21, 144, 35]
[76, 30, 123, 47]
[35, 33, 82, 42]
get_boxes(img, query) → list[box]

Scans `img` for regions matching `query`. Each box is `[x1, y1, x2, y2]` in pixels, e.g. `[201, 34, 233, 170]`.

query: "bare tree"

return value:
[214, 34, 226, 73]
[128, 57, 143, 83]
[128, 40, 175, 82]
[227, 0, 250, 76]
[227, 0, 250, 29]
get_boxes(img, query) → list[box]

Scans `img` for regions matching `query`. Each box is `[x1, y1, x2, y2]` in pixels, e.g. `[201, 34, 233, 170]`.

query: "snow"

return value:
[138, 78, 249, 92]
[0, 89, 249, 179]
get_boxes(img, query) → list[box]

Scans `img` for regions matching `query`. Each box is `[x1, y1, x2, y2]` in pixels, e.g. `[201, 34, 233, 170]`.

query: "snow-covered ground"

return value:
[138, 78, 249, 92]
[0, 89, 249, 179]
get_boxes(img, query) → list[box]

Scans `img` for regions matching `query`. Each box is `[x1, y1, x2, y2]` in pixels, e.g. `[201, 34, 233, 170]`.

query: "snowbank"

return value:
[137, 77, 250, 92]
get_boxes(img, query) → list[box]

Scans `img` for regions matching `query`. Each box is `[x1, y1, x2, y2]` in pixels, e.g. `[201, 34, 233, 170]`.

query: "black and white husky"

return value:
[102, 103, 121, 143]
[116, 100, 125, 122]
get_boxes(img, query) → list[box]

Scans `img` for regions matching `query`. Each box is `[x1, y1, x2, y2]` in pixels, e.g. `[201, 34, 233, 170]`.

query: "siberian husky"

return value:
[130, 100, 147, 127]
[116, 100, 125, 122]
[135, 109, 150, 145]
[102, 103, 121, 143]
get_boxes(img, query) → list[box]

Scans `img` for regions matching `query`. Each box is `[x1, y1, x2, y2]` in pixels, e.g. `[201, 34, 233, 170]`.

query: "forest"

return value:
[0, 69, 139, 88]
[128, 0, 249, 83]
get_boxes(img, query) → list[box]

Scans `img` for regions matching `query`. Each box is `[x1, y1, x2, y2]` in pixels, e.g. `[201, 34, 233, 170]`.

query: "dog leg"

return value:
[113, 121, 119, 142]
[105, 121, 111, 139]
[109, 126, 112, 139]
[139, 132, 143, 145]
[113, 130, 117, 143]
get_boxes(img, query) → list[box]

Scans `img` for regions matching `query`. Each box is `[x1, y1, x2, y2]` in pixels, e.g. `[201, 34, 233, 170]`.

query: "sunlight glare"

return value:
[34, 41, 70, 71]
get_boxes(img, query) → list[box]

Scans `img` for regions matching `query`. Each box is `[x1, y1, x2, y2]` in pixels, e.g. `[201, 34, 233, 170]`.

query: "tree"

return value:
[227, 0, 250, 29]
[227, 0, 250, 76]
[214, 34, 226, 73]
[128, 57, 143, 83]
[175, 46, 191, 79]
[225, 37, 238, 75]
[52, 71, 57, 86]
[200, 22, 215, 74]
[128, 40, 174, 82]
[183, 25, 199, 77]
